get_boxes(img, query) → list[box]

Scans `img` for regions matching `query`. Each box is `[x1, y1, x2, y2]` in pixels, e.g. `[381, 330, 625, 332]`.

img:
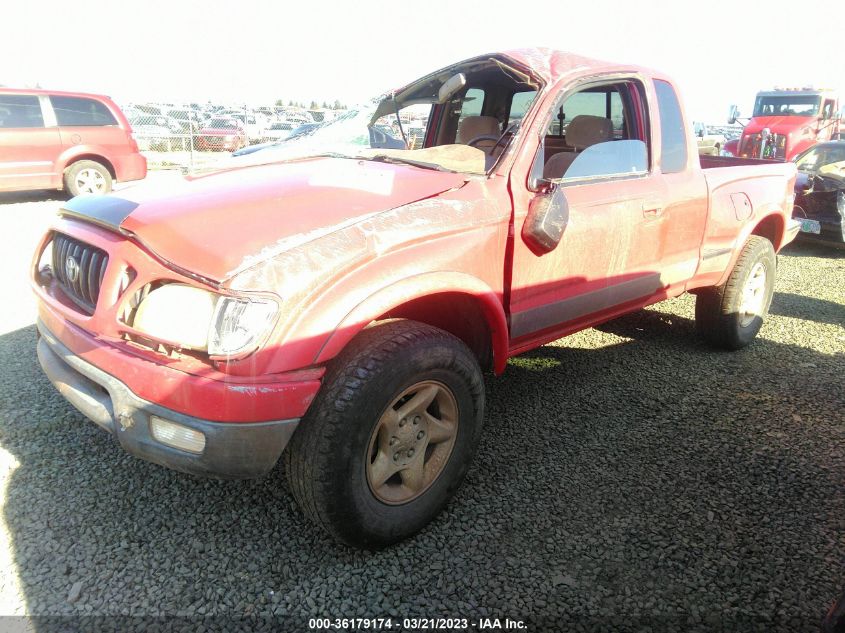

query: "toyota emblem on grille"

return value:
[65, 256, 80, 283]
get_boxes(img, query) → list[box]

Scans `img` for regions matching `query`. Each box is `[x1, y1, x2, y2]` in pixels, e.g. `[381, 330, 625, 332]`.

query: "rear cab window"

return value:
[0, 95, 45, 128]
[459, 88, 485, 119]
[653, 80, 687, 174]
[50, 96, 118, 127]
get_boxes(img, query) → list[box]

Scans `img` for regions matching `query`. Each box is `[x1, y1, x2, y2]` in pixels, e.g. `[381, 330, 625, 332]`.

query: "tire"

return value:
[695, 235, 776, 350]
[286, 319, 485, 548]
[64, 160, 112, 196]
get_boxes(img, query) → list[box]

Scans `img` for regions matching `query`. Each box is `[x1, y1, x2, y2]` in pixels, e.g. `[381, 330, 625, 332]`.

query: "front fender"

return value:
[315, 272, 510, 374]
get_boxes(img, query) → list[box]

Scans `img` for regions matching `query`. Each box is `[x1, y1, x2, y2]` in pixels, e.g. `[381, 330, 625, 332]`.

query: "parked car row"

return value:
[119, 100, 344, 150]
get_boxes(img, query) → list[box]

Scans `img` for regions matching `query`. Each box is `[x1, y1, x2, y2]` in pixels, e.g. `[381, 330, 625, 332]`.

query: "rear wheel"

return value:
[286, 319, 485, 548]
[695, 235, 776, 350]
[64, 160, 112, 196]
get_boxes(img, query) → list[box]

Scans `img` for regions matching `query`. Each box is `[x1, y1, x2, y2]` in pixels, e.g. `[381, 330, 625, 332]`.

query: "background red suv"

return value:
[0, 89, 147, 196]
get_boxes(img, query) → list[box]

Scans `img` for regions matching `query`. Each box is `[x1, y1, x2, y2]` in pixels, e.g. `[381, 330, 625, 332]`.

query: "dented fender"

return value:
[315, 271, 510, 374]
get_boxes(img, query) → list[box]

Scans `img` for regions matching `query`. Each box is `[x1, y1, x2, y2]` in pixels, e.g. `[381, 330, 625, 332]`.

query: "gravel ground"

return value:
[0, 184, 843, 632]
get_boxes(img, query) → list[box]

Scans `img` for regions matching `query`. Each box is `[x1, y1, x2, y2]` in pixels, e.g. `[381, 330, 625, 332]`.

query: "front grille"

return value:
[51, 233, 109, 314]
[740, 133, 787, 159]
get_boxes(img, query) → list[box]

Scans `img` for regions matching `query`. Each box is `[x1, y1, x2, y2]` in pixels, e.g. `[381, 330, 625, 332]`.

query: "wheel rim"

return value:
[739, 262, 767, 327]
[75, 168, 106, 194]
[365, 380, 459, 505]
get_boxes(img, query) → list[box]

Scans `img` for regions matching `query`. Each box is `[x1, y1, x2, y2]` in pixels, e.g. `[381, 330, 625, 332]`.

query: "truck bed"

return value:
[700, 154, 796, 194]
[700, 155, 787, 168]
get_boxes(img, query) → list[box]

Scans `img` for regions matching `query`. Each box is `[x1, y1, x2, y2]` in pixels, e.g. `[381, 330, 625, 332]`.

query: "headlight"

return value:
[207, 295, 278, 357]
[133, 284, 216, 350]
[132, 284, 278, 357]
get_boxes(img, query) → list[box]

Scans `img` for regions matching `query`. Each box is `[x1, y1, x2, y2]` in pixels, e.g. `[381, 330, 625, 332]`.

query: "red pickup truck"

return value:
[31, 50, 799, 548]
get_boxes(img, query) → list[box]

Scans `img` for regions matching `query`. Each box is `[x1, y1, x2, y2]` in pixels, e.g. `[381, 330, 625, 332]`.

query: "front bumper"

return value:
[36, 320, 299, 478]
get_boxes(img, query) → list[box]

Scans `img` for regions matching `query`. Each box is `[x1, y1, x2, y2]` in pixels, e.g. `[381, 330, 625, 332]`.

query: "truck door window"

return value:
[654, 79, 687, 174]
[546, 90, 625, 138]
[538, 80, 649, 183]
[0, 95, 44, 128]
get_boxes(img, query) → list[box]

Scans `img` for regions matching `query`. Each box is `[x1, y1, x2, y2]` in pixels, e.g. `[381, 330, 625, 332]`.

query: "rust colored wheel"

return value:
[286, 319, 485, 548]
[366, 380, 459, 505]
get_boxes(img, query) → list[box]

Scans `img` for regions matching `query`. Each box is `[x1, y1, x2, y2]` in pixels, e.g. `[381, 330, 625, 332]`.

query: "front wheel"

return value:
[695, 235, 776, 350]
[286, 319, 485, 548]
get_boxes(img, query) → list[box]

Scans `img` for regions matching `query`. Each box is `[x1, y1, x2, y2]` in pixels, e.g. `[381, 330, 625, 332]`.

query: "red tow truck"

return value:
[32, 49, 799, 547]
[725, 87, 842, 160]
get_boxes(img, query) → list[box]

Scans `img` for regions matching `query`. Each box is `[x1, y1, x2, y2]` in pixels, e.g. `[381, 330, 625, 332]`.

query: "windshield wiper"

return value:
[363, 154, 453, 172]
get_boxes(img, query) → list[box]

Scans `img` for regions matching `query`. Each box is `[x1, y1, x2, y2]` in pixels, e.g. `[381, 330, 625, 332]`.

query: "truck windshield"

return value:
[227, 95, 492, 175]
[752, 95, 821, 117]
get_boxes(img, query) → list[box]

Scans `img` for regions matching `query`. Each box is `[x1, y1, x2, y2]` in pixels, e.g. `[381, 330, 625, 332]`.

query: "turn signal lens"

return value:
[150, 416, 206, 454]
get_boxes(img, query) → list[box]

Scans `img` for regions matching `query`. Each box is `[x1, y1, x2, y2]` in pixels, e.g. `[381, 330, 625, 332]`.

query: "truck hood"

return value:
[743, 115, 816, 135]
[62, 157, 466, 283]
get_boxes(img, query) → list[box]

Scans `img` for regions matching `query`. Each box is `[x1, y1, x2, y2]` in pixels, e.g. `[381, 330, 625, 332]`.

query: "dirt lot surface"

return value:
[0, 176, 843, 631]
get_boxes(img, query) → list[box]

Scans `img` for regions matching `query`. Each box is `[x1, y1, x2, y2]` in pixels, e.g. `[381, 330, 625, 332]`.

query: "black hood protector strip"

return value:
[59, 195, 139, 233]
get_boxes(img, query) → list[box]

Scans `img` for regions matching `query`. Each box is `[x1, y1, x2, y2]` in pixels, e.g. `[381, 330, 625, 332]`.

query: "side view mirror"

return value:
[522, 183, 570, 254]
[728, 104, 740, 125]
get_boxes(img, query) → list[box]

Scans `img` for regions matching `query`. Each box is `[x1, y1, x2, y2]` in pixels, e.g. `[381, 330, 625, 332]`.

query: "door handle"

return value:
[642, 201, 664, 218]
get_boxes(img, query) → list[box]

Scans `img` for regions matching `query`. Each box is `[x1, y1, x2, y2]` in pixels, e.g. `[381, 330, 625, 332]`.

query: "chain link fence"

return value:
[120, 101, 345, 173]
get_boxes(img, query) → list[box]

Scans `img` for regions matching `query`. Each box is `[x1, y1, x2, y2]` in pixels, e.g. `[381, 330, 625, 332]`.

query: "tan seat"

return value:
[543, 115, 613, 179]
[456, 115, 501, 152]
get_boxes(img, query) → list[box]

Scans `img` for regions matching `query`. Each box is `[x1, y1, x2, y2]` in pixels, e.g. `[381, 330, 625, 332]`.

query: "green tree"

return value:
[275, 99, 284, 106]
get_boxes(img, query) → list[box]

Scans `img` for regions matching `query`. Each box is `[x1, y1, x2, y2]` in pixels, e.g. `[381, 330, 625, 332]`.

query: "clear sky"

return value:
[1, 0, 842, 123]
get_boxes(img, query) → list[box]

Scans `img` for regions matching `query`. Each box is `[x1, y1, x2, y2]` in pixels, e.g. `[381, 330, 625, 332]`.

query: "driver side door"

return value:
[507, 75, 667, 348]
